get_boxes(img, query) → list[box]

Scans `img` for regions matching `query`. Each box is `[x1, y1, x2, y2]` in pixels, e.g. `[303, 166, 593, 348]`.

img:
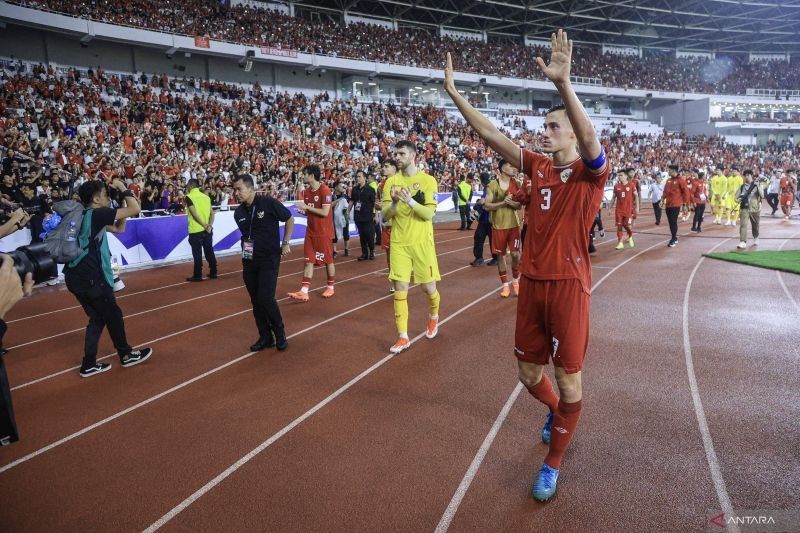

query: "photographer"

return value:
[0, 253, 34, 445]
[736, 170, 764, 249]
[64, 179, 152, 378]
[349, 171, 376, 261]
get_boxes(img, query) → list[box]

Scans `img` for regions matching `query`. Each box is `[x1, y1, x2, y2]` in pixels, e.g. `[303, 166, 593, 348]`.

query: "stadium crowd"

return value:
[1, 63, 799, 231]
[11, 0, 800, 95]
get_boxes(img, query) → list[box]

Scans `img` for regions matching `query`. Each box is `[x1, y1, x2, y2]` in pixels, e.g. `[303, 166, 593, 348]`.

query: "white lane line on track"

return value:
[6, 234, 473, 324]
[143, 284, 503, 532]
[682, 239, 739, 533]
[434, 237, 669, 532]
[0, 262, 477, 474]
[776, 234, 800, 314]
[6, 236, 473, 349]
[11, 245, 472, 391]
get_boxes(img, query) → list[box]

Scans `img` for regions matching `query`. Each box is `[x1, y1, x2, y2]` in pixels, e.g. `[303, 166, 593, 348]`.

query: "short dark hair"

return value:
[381, 158, 397, 169]
[302, 164, 321, 181]
[545, 104, 566, 115]
[186, 178, 200, 189]
[395, 139, 417, 153]
[78, 180, 106, 205]
[498, 158, 512, 172]
[743, 169, 753, 177]
[233, 174, 254, 189]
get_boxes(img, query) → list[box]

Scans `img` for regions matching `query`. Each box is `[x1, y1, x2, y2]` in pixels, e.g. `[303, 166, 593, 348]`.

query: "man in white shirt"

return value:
[766, 173, 781, 216]
[649, 172, 666, 225]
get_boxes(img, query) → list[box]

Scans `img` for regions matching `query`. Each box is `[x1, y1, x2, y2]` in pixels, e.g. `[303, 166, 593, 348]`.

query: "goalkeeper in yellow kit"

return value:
[381, 139, 442, 354]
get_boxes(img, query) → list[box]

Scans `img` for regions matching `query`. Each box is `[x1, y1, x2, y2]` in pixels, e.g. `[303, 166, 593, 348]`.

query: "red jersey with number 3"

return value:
[302, 184, 333, 237]
[613, 182, 635, 215]
[516, 149, 609, 292]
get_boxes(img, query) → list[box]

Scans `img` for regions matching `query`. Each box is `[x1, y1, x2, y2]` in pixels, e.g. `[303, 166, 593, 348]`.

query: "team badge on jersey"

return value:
[257, 210, 264, 218]
[314, 196, 319, 202]
[413, 182, 420, 190]
[560, 169, 572, 183]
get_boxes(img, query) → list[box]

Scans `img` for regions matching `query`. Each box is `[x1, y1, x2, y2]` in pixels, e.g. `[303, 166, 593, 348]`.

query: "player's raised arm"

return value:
[443, 53, 520, 167]
[535, 29, 602, 162]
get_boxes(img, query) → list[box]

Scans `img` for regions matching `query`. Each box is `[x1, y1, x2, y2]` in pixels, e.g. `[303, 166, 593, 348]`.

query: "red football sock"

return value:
[625, 226, 633, 237]
[545, 399, 582, 469]
[326, 276, 335, 288]
[499, 271, 508, 284]
[616, 230, 623, 241]
[301, 276, 311, 288]
[526, 373, 559, 413]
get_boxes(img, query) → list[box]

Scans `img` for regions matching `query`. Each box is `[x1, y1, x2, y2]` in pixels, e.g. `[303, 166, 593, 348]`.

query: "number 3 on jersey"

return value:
[540, 188, 552, 210]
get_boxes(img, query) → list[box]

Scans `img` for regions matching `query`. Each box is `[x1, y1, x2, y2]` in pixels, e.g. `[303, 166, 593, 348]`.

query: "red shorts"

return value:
[491, 226, 520, 255]
[614, 211, 633, 226]
[781, 194, 794, 207]
[381, 227, 391, 251]
[514, 278, 590, 374]
[304, 235, 334, 265]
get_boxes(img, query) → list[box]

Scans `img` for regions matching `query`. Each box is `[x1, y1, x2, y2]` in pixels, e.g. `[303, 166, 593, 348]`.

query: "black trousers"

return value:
[189, 231, 217, 278]
[666, 206, 680, 241]
[73, 284, 132, 369]
[765, 193, 779, 214]
[242, 256, 285, 342]
[652, 201, 662, 225]
[591, 210, 604, 233]
[473, 219, 497, 260]
[692, 204, 706, 230]
[355, 219, 375, 257]
[459, 205, 471, 229]
[373, 218, 381, 246]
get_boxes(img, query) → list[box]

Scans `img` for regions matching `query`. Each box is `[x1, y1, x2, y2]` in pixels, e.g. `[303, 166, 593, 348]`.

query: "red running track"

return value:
[0, 212, 797, 532]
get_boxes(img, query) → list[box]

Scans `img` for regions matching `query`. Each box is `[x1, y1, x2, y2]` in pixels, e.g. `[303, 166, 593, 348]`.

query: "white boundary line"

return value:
[776, 234, 800, 314]
[0, 262, 476, 473]
[143, 284, 503, 532]
[433, 237, 668, 531]
[6, 234, 473, 324]
[6, 236, 472, 349]
[11, 245, 472, 390]
[682, 239, 739, 533]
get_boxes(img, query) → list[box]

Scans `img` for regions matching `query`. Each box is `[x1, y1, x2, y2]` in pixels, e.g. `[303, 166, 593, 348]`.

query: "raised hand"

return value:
[443, 52, 456, 95]
[535, 29, 572, 84]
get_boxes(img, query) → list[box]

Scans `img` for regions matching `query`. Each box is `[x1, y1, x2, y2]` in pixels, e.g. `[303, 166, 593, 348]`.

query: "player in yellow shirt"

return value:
[726, 168, 744, 226]
[710, 168, 727, 224]
[381, 140, 442, 354]
[482, 158, 523, 297]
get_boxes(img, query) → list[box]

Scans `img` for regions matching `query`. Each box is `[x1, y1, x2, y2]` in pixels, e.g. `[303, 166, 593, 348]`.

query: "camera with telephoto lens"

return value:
[3, 242, 57, 285]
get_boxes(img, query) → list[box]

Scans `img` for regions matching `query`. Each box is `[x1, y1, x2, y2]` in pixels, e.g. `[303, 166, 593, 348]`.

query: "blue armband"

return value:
[582, 149, 606, 171]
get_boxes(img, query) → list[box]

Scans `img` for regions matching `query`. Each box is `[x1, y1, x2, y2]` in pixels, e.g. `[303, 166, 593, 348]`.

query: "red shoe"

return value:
[321, 286, 335, 298]
[288, 290, 309, 302]
[390, 337, 411, 353]
[426, 317, 439, 339]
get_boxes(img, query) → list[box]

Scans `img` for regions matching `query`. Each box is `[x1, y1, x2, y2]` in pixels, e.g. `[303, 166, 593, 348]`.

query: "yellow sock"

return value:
[428, 289, 440, 318]
[394, 291, 408, 335]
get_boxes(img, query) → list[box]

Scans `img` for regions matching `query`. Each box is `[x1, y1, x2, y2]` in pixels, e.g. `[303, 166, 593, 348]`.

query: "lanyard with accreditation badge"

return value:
[242, 201, 257, 260]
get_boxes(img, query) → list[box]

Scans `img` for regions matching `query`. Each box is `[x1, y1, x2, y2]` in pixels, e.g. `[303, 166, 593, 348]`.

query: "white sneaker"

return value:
[737, 241, 747, 249]
[753, 238, 759, 246]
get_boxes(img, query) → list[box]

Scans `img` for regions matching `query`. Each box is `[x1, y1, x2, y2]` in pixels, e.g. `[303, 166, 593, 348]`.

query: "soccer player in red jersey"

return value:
[445, 29, 610, 502]
[610, 172, 637, 249]
[288, 165, 336, 301]
[483, 159, 523, 296]
[378, 159, 398, 293]
[660, 165, 691, 247]
[691, 170, 708, 233]
[779, 170, 797, 221]
[625, 167, 641, 224]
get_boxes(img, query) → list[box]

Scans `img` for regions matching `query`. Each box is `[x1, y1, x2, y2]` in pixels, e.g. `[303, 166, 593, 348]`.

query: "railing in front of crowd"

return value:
[746, 88, 800, 99]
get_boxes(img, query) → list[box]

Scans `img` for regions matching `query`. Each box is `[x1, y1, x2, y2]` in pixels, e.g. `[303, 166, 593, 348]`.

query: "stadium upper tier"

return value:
[9, 0, 800, 96]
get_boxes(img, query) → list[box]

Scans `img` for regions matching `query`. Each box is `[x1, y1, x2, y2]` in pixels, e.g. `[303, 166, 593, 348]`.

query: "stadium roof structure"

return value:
[296, 0, 800, 54]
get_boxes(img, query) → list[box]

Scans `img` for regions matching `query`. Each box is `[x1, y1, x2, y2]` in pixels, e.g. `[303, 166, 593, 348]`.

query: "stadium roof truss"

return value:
[296, 0, 800, 54]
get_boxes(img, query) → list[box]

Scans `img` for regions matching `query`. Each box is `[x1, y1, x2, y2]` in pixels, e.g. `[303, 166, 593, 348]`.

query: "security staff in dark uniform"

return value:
[348, 171, 376, 260]
[232, 174, 294, 351]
